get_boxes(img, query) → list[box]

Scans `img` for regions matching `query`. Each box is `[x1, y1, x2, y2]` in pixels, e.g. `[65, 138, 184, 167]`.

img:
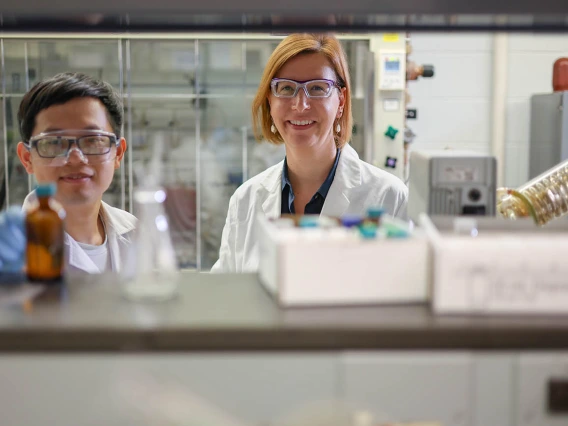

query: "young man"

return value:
[0, 72, 136, 275]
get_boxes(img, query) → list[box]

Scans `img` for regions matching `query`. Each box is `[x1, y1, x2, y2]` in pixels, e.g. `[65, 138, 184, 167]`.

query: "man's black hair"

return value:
[18, 72, 123, 141]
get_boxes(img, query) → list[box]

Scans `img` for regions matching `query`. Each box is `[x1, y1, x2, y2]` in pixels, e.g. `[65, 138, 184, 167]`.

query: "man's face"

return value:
[17, 97, 126, 207]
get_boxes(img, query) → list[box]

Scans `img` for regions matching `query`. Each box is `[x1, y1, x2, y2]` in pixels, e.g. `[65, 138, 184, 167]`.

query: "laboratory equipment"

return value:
[366, 207, 385, 226]
[257, 214, 428, 307]
[406, 61, 435, 81]
[122, 133, 178, 301]
[378, 50, 406, 90]
[497, 158, 568, 225]
[402, 36, 434, 182]
[553, 57, 568, 91]
[529, 90, 568, 179]
[25, 183, 65, 284]
[372, 34, 407, 180]
[408, 150, 497, 223]
[341, 215, 364, 228]
[421, 214, 568, 315]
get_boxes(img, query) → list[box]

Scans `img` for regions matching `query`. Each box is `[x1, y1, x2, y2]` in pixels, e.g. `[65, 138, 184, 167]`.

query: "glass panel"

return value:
[2, 39, 123, 208]
[26, 39, 121, 89]
[3, 40, 32, 208]
[197, 40, 247, 269]
[0, 94, 5, 209]
[129, 40, 197, 96]
[243, 40, 281, 95]
[129, 39, 198, 269]
[198, 40, 245, 96]
[4, 95, 29, 207]
[128, 98, 199, 268]
[3, 40, 29, 95]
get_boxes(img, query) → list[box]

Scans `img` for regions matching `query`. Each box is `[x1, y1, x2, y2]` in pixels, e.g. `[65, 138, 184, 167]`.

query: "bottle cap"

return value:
[341, 215, 363, 228]
[384, 224, 409, 239]
[359, 223, 378, 239]
[367, 207, 385, 219]
[35, 183, 57, 198]
[299, 215, 319, 228]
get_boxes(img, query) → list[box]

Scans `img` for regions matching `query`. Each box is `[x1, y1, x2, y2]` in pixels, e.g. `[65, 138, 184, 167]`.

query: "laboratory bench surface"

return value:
[0, 272, 567, 352]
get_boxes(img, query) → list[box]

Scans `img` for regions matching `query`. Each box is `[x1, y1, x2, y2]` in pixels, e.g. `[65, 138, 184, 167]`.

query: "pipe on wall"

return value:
[491, 33, 508, 188]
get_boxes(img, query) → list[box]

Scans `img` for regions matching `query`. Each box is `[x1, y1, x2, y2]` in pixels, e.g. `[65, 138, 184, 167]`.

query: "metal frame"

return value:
[2, 0, 568, 14]
[0, 40, 7, 208]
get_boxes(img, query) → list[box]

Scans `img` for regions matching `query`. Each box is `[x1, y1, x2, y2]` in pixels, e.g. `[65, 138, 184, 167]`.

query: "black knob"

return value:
[468, 188, 481, 202]
[422, 65, 434, 78]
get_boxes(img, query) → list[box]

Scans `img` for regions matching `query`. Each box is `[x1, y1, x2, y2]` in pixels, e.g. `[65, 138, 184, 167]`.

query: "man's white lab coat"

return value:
[23, 193, 136, 273]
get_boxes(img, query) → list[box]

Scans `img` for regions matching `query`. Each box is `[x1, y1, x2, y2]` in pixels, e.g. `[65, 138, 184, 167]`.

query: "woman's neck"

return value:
[285, 140, 337, 196]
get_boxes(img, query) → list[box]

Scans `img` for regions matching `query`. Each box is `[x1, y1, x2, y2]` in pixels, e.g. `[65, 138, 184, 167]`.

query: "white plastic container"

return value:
[421, 214, 568, 315]
[257, 215, 430, 307]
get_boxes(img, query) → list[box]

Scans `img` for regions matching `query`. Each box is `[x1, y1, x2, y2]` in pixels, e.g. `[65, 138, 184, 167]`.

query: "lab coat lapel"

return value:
[66, 235, 100, 274]
[260, 160, 283, 218]
[321, 144, 362, 217]
[99, 202, 122, 273]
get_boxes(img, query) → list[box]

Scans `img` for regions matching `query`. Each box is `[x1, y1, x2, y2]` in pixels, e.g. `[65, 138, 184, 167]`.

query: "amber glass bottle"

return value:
[26, 183, 65, 283]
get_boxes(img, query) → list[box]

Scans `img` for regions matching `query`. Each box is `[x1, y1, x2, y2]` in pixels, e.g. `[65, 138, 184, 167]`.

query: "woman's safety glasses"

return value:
[25, 130, 119, 167]
[270, 78, 340, 98]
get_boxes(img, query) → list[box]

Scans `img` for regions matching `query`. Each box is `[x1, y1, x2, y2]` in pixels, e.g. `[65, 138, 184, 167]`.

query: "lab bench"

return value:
[0, 272, 567, 426]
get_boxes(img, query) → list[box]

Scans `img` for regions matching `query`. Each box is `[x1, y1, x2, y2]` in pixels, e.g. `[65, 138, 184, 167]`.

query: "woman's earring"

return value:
[271, 124, 276, 134]
[336, 122, 341, 134]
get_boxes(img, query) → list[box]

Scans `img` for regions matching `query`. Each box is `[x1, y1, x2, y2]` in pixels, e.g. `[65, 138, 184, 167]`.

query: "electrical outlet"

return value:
[548, 379, 568, 413]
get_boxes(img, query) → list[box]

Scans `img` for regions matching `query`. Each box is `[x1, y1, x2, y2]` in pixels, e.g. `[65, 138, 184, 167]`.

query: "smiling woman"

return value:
[211, 33, 409, 273]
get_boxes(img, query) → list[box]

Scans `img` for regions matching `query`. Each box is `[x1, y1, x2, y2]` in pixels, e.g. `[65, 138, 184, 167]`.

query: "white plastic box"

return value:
[257, 215, 430, 307]
[421, 214, 568, 315]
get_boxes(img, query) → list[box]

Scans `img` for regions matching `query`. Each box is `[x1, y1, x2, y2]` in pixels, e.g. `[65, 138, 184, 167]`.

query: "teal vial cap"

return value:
[367, 207, 385, 218]
[35, 183, 57, 197]
[299, 215, 319, 228]
[359, 223, 378, 239]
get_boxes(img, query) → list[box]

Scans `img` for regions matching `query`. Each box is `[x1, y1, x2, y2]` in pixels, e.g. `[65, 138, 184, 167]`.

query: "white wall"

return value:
[406, 33, 493, 154]
[406, 32, 568, 188]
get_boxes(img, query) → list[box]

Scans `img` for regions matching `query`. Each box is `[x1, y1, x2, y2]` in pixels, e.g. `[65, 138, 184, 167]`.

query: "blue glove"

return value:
[0, 206, 26, 283]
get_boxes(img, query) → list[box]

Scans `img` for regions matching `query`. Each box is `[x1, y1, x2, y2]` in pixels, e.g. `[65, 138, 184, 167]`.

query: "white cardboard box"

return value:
[257, 215, 429, 307]
[421, 214, 568, 315]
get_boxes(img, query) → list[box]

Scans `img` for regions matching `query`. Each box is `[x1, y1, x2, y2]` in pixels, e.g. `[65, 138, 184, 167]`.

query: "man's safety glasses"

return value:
[25, 130, 119, 166]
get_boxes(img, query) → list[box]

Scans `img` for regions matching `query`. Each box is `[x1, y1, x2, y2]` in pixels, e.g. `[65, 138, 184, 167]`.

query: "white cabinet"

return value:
[516, 353, 568, 426]
[2, 350, 568, 425]
[471, 353, 515, 426]
[341, 352, 472, 425]
[0, 353, 338, 426]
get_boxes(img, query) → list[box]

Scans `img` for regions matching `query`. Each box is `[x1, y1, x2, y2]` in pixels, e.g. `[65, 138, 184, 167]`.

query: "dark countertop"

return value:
[0, 272, 567, 352]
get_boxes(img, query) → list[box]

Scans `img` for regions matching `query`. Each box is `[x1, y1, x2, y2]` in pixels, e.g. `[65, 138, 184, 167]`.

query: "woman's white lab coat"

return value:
[211, 143, 408, 273]
[23, 193, 137, 274]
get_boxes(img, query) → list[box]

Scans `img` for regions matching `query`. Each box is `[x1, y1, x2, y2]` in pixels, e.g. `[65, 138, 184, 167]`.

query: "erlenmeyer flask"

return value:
[122, 132, 178, 301]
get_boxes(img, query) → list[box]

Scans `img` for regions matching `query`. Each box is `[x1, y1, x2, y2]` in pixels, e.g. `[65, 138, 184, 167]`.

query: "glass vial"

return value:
[26, 183, 65, 283]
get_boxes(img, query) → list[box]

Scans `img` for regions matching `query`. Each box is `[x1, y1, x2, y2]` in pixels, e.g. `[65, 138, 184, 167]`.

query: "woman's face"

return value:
[269, 53, 345, 151]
